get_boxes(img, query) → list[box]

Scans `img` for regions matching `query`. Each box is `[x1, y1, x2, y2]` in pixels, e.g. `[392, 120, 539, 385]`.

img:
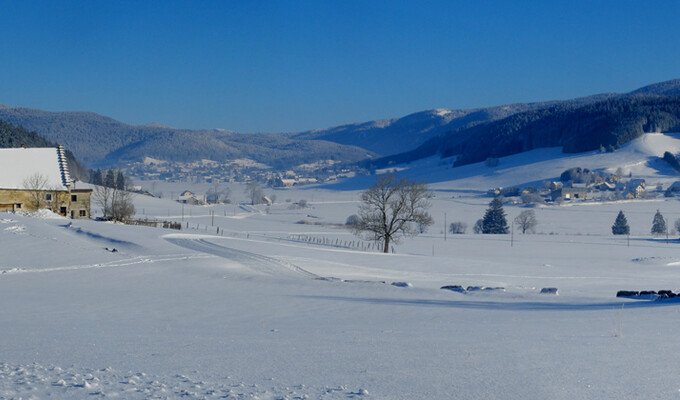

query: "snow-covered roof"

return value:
[0, 147, 70, 191]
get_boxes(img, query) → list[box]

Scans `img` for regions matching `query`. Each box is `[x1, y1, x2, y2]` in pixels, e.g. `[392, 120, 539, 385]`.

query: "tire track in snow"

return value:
[166, 238, 319, 279]
[0, 253, 214, 275]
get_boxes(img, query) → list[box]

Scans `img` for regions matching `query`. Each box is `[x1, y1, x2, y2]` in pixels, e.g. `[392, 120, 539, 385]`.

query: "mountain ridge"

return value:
[1, 78, 679, 170]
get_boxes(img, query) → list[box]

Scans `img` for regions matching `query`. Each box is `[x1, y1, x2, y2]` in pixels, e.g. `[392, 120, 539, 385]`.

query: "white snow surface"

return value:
[0, 147, 68, 190]
[3, 133, 680, 399]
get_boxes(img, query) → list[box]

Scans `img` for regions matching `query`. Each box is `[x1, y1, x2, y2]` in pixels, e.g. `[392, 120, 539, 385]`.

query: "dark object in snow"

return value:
[441, 285, 466, 293]
[540, 287, 559, 295]
[105, 247, 118, 253]
[391, 282, 412, 288]
[616, 290, 679, 300]
[616, 290, 640, 298]
[466, 286, 505, 292]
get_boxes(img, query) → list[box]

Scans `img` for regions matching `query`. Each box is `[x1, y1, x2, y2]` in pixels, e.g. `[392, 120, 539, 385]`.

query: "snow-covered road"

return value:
[166, 236, 320, 279]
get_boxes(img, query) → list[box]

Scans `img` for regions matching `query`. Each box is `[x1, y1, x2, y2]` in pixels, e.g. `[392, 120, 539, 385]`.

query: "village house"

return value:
[0, 146, 92, 218]
[550, 187, 588, 201]
[177, 190, 203, 205]
[549, 181, 563, 191]
[623, 179, 646, 199]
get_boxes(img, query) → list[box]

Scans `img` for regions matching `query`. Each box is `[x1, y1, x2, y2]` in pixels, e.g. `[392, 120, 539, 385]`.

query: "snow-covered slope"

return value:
[3, 139, 680, 398]
[354, 132, 680, 191]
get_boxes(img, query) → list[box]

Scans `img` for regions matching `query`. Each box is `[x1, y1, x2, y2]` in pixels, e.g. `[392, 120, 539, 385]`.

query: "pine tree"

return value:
[482, 198, 509, 234]
[91, 169, 103, 186]
[104, 169, 116, 188]
[651, 209, 667, 236]
[612, 210, 630, 235]
[116, 170, 126, 190]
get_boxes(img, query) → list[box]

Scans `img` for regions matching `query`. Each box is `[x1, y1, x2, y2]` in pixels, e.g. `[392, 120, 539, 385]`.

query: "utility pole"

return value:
[511, 220, 514, 247]
[444, 212, 447, 241]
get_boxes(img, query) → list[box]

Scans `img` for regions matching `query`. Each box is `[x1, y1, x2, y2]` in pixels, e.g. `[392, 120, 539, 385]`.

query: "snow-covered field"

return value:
[3, 134, 680, 399]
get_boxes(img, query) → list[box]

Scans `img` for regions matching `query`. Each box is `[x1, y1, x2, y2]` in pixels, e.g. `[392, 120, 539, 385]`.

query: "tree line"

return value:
[349, 175, 678, 254]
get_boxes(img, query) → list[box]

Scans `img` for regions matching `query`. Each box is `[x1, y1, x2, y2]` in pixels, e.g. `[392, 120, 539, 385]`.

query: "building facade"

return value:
[0, 146, 92, 218]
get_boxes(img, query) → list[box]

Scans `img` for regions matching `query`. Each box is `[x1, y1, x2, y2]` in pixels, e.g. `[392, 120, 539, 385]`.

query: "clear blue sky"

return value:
[1, 0, 678, 133]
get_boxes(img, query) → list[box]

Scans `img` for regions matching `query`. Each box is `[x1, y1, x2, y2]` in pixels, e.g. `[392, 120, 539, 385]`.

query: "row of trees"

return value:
[612, 209, 677, 236]
[447, 199, 537, 235]
[349, 176, 542, 252]
[349, 175, 676, 254]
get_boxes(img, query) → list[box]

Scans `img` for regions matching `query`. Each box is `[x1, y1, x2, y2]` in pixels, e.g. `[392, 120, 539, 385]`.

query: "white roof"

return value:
[0, 147, 70, 190]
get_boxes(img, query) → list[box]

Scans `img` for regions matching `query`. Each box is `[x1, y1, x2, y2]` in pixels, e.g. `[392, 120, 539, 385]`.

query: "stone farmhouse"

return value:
[550, 186, 588, 201]
[0, 146, 92, 219]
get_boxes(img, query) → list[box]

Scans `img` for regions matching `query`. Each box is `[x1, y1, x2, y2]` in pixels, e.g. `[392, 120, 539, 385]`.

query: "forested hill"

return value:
[1, 78, 679, 170]
[368, 94, 680, 169]
[0, 106, 375, 169]
[0, 120, 89, 180]
[629, 79, 680, 96]
[290, 94, 616, 156]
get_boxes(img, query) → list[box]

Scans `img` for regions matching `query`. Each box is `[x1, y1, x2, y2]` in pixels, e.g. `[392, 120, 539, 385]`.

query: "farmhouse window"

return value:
[71, 195, 78, 202]
[45, 193, 52, 201]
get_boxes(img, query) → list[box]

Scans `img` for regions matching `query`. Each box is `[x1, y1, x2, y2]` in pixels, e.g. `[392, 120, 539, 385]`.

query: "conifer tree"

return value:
[91, 169, 103, 186]
[104, 169, 116, 188]
[116, 170, 126, 190]
[482, 198, 509, 234]
[612, 210, 630, 235]
[651, 210, 667, 236]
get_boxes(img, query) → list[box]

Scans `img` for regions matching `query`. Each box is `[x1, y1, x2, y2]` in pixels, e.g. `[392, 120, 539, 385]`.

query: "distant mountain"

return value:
[0, 106, 374, 168]
[1, 78, 679, 171]
[367, 93, 680, 170]
[290, 94, 616, 156]
[628, 79, 680, 96]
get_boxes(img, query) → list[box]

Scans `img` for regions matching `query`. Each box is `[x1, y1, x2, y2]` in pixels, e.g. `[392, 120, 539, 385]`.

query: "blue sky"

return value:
[1, 1, 678, 133]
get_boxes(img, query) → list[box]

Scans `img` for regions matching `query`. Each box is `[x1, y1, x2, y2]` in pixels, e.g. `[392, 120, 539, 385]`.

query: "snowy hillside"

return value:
[3, 139, 680, 398]
[361, 132, 680, 191]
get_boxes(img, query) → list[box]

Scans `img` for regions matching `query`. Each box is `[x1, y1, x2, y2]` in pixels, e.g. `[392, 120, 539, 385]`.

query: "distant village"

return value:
[123, 158, 680, 207]
[489, 167, 680, 204]
[124, 157, 363, 188]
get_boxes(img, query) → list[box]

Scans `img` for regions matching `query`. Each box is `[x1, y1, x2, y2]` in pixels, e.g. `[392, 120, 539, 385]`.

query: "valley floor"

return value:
[2, 182, 680, 399]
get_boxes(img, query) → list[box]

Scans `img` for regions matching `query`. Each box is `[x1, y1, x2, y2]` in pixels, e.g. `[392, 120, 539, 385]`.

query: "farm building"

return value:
[178, 190, 203, 205]
[623, 179, 646, 199]
[550, 187, 588, 201]
[0, 146, 92, 218]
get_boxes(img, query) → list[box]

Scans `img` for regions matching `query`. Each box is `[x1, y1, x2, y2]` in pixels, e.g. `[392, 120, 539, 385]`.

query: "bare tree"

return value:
[352, 174, 433, 253]
[514, 209, 537, 234]
[94, 184, 114, 218]
[111, 187, 136, 221]
[22, 172, 49, 211]
[473, 219, 484, 234]
[93, 169, 135, 221]
[244, 182, 264, 205]
[449, 221, 467, 234]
